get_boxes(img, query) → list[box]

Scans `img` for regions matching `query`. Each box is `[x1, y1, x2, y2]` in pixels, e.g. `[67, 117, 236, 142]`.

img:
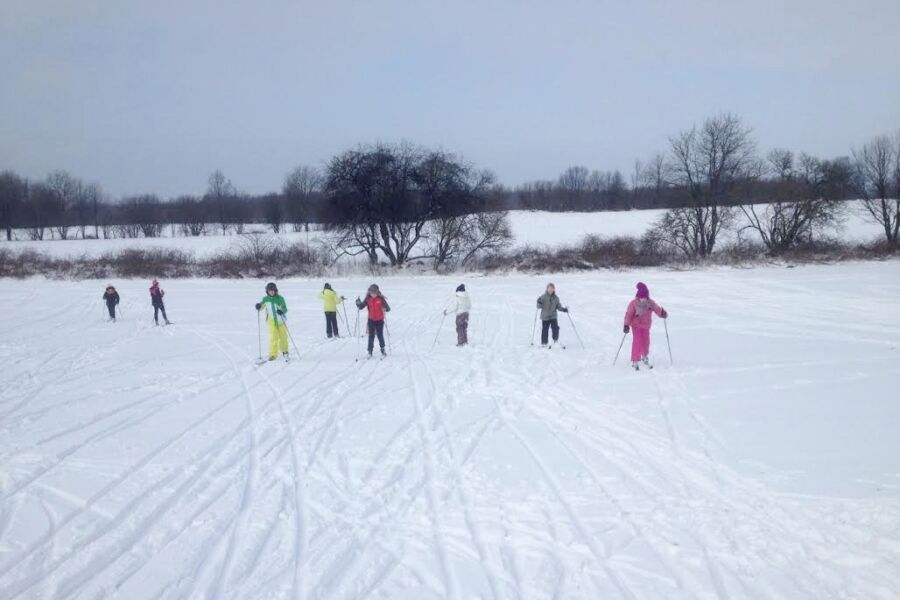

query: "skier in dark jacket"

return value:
[536, 282, 568, 346]
[355, 283, 390, 358]
[149, 279, 171, 325]
[102, 284, 120, 321]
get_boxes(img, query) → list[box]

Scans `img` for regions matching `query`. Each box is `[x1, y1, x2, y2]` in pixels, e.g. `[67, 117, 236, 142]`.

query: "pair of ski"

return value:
[536, 344, 566, 350]
[255, 354, 290, 366]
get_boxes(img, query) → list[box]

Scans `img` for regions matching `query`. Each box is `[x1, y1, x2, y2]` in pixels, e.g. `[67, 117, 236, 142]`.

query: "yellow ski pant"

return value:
[268, 322, 289, 357]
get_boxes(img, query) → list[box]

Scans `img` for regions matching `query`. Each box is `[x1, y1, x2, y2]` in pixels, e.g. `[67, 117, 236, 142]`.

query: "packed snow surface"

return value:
[1, 262, 898, 599]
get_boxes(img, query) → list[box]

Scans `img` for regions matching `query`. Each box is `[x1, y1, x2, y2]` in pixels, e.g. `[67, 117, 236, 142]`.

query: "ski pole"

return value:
[564, 311, 586, 350]
[431, 312, 447, 350]
[341, 301, 351, 335]
[530, 308, 539, 345]
[283, 321, 301, 357]
[612, 333, 627, 366]
[256, 309, 262, 362]
[664, 318, 673, 365]
[384, 318, 393, 353]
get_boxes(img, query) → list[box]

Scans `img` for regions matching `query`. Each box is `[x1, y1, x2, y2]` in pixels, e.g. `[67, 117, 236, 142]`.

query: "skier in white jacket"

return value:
[444, 284, 472, 346]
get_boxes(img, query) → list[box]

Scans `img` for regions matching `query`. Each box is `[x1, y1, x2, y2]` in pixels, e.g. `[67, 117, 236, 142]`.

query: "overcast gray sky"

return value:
[1, 0, 898, 197]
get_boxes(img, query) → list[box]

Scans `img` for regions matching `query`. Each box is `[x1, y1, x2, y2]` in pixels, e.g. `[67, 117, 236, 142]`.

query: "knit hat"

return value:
[151, 279, 159, 287]
[266, 282, 278, 293]
[368, 283, 380, 293]
[636, 282, 649, 298]
[456, 284, 465, 292]
[324, 283, 332, 290]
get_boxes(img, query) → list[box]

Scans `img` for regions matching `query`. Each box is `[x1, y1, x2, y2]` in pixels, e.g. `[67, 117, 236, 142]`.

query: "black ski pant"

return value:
[456, 312, 469, 345]
[540, 318, 559, 345]
[325, 311, 339, 337]
[367, 319, 385, 353]
[106, 302, 117, 319]
[153, 303, 168, 324]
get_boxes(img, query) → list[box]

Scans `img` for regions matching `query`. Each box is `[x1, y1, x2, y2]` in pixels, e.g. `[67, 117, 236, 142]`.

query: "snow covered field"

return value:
[1, 262, 899, 599]
[0, 203, 888, 260]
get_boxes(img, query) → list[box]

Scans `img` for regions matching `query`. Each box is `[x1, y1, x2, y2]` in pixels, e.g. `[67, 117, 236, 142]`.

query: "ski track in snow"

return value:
[0, 264, 899, 599]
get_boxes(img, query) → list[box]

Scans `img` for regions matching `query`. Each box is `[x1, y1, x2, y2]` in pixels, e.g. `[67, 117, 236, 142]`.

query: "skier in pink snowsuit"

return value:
[623, 282, 667, 370]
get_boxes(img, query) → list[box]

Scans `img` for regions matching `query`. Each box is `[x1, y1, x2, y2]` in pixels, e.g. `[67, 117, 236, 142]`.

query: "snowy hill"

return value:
[0, 262, 898, 598]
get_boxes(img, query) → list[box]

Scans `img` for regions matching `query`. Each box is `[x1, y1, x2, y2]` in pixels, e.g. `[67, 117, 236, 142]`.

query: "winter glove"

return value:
[340, 296, 346, 300]
[560, 306, 569, 313]
[623, 325, 630, 334]
[276, 309, 285, 316]
[660, 309, 668, 319]
[255, 303, 262, 310]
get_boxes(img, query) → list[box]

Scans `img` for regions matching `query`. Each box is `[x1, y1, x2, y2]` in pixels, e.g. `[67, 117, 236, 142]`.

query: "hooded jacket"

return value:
[446, 291, 472, 315]
[357, 294, 390, 321]
[103, 288, 120, 306]
[624, 297, 664, 330]
[150, 283, 165, 307]
[319, 288, 343, 312]
[536, 292, 565, 320]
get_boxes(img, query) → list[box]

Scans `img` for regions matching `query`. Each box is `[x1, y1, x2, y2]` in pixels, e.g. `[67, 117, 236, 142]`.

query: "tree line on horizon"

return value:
[0, 114, 898, 264]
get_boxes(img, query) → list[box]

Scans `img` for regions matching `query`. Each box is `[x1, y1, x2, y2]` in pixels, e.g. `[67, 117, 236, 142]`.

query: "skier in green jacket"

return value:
[255, 282, 289, 361]
[319, 282, 345, 339]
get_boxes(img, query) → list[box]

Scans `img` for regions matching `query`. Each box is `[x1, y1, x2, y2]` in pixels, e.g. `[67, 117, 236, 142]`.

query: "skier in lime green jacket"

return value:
[255, 282, 289, 360]
[319, 282, 345, 339]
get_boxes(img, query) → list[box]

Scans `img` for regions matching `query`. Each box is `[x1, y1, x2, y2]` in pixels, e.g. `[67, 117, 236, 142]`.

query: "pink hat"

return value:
[636, 282, 649, 298]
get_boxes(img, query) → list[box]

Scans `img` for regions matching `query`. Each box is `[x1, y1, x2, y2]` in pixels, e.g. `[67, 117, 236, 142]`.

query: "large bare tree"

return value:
[656, 113, 756, 256]
[853, 133, 899, 246]
[740, 151, 847, 252]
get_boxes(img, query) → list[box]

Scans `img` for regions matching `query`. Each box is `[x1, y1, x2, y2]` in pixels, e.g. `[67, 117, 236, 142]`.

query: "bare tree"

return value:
[24, 183, 60, 240]
[123, 195, 165, 237]
[557, 165, 591, 194]
[854, 133, 899, 246]
[0, 171, 28, 241]
[283, 166, 323, 232]
[263, 193, 285, 233]
[205, 169, 236, 235]
[45, 170, 84, 240]
[641, 153, 670, 200]
[325, 143, 426, 266]
[460, 210, 513, 265]
[175, 195, 207, 236]
[740, 151, 845, 252]
[81, 183, 104, 239]
[654, 113, 756, 256]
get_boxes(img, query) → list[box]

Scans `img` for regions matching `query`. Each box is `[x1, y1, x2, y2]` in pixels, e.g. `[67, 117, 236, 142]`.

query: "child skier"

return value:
[355, 284, 390, 358]
[255, 282, 290, 361]
[102, 284, 120, 321]
[623, 282, 668, 370]
[319, 283, 345, 339]
[149, 279, 171, 325]
[536, 283, 568, 347]
[444, 284, 471, 346]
